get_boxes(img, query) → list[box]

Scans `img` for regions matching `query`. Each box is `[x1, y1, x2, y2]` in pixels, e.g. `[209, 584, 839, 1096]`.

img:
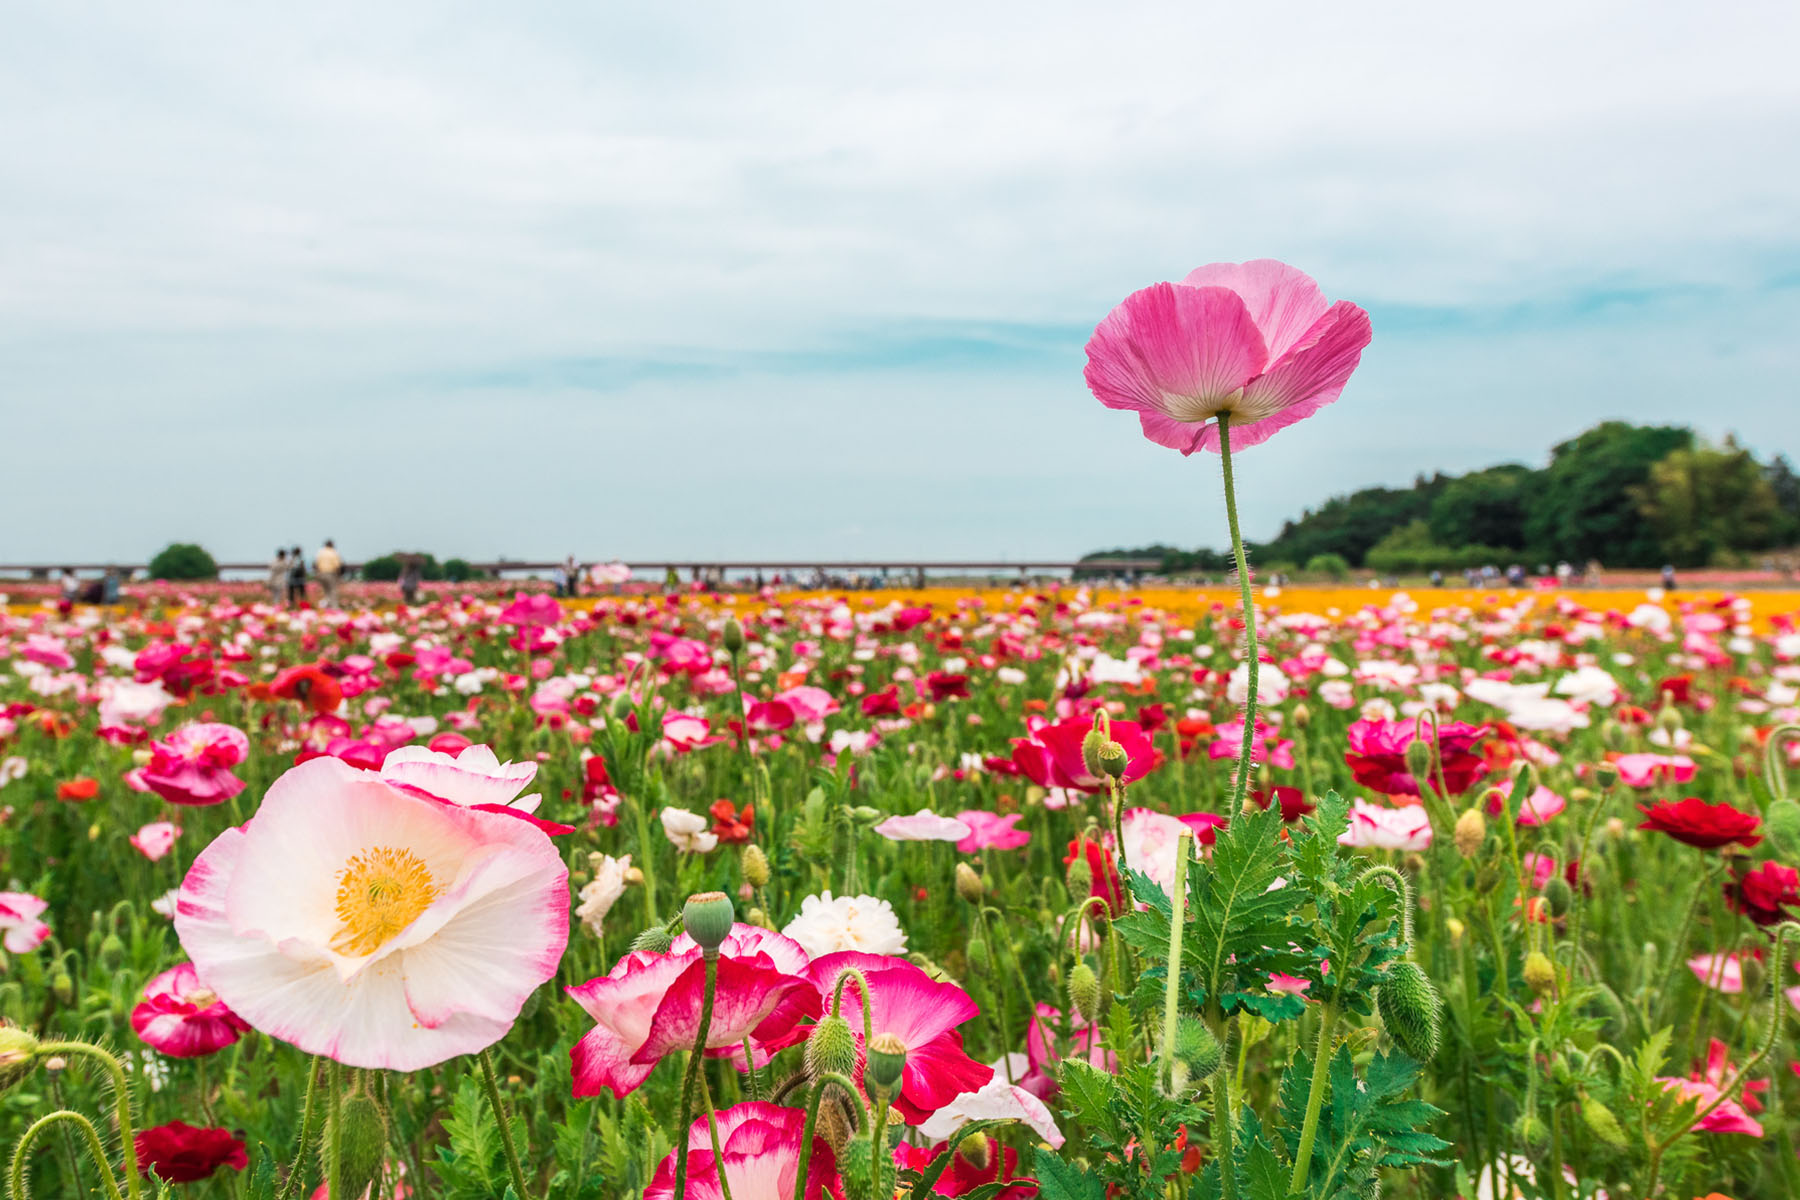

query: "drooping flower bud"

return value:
[1580, 1093, 1629, 1150]
[1065, 848, 1092, 901]
[1404, 739, 1434, 786]
[682, 892, 735, 954]
[1376, 961, 1443, 1062]
[741, 843, 771, 888]
[958, 1130, 992, 1171]
[866, 1032, 907, 1093]
[1453, 809, 1486, 858]
[1514, 1112, 1550, 1153]
[955, 863, 985, 905]
[805, 1013, 858, 1082]
[322, 1078, 388, 1200]
[51, 973, 73, 1005]
[1069, 963, 1101, 1023]
[1541, 876, 1573, 918]
[966, 934, 990, 975]
[722, 618, 745, 655]
[1523, 951, 1556, 995]
[0, 1027, 39, 1092]
[1175, 1016, 1222, 1079]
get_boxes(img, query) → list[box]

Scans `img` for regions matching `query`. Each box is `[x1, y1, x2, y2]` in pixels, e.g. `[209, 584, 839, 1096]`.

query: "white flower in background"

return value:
[575, 854, 633, 937]
[1228, 661, 1290, 705]
[1089, 654, 1143, 686]
[1627, 604, 1672, 634]
[1418, 682, 1460, 709]
[918, 1055, 1065, 1147]
[828, 729, 880, 757]
[782, 892, 907, 958]
[0, 758, 26, 788]
[996, 667, 1027, 686]
[1354, 660, 1417, 691]
[660, 807, 718, 854]
[1359, 697, 1397, 722]
[1317, 679, 1355, 709]
[1554, 666, 1620, 707]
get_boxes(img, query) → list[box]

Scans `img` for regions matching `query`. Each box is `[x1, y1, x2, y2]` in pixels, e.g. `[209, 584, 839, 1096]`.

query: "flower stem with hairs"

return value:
[479, 1048, 532, 1200]
[672, 954, 719, 1200]
[1217, 414, 1259, 813]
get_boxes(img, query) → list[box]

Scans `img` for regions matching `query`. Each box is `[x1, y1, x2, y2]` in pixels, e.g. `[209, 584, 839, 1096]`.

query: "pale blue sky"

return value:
[3, 2, 1796, 564]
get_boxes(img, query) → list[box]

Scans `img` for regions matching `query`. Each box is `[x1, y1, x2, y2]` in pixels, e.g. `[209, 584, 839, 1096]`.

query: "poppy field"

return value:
[4, 262, 1800, 1200]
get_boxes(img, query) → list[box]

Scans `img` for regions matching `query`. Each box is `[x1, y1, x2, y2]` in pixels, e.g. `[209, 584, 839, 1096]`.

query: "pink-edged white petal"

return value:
[874, 809, 973, 843]
[380, 743, 540, 810]
[916, 1069, 1065, 1148]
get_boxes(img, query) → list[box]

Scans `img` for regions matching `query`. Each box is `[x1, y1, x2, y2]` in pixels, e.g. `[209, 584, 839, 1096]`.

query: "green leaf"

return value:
[1058, 1059, 1125, 1147]
[1029, 1145, 1108, 1200]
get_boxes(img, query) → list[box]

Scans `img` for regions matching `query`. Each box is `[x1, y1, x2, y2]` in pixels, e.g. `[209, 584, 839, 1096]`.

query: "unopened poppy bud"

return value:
[1175, 1017, 1222, 1079]
[1515, 1112, 1550, 1153]
[1474, 863, 1501, 895]
[805, 1013, 858, 1082]
[1376, 961, 1442, 1062]
[1069, 963, 1101, 1023]
[609, 692, 633, 719]
[966, 934, 990, 975]
[817, 1097, 856, 1156]
[850, 806, 883, 825]
[1580, 1093, 1629, 1150]
[745, 907, 772, 930]
[323, 1079, 388, 1200]
[1404, 739, 1433, 784]
[629, 923, 675, 955]
[1292, 703, 1311, 729]
[99, 933, 126, 969]
[741, 843, 771, 888]
[1523, 951, 1556, 995]
[958, 1130, 992, 1171]
[1453, 809, 1486, 858]
[867, 1032, 907, 1093]
[1097, 740, 1127, 780]
[0, 1027, 39, 1092]
[954, 863, 985, 904]
[1065, 849, 1093, 900]
[1766, 799, 1800, 861]
[1080, 728, 1108, 779]
[51, 974, 73, 1005]
[1542, 876, 1573, 918]
[682, 892, 735, 953]
[1594, 760, 1620, 788]
[722, 618, 745, 654]
[1740, 953, 1766, 997]
[624, 866, 645, 887]
[1656, 702, 1683, 735]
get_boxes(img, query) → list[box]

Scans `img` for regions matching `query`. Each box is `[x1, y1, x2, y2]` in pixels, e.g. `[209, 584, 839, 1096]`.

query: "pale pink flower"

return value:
[379, 743, 569, 833]
[131, 821, 182, 862]
[1084, 259, 1372, 453]
[1338, 799, 1433, 852]
[955, 811, 1030, 854]
[0, 892, 51, 953]
[1687, 952, 1744, 994]
[1612, 753, 1698, 789]
[874, 809, 972, 843]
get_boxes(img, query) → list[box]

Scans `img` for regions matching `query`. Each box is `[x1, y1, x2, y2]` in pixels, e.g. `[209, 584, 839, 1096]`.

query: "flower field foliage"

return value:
[1, 263, 1800, 1200]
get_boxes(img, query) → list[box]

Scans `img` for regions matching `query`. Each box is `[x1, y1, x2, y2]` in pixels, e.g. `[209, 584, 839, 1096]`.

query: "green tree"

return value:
[1523, 422, 1692, 566]
[1257, 473, 1452, 567]
[1630, 437, 1781, 566]
[146, 542, 218, 580]
[1304, 552, 1351, 580]
[1427, 464, 1537, 550]
[1767, 454, 1800, 544]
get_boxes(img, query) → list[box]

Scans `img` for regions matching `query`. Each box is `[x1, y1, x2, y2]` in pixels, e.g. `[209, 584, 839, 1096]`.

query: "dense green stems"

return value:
[870, 1087, 893, 1198]
[698, 1072, 735, 1200]
[1548, 1105, 1565, 1200]
[975, 905, 1015, 1084]
[1288, 999, 1341, 1195]
[674, 955, 721, 1200]
[8, 1110, 124, 1200]
[1217, 414, 1259, 812]
[326, 1061, 345, 1200]
[277, 1057, 325, 1200]
[1158, 831, 1194, 1091]
[1652, 863, 1718, 1022]
[790, 1071, 859, 1200]
[480, 1049, 533, 1200]
[1564, 781, 1615, 978]
[36, 1041, 141, 1200]
[1210, 1057, 1236, 1200]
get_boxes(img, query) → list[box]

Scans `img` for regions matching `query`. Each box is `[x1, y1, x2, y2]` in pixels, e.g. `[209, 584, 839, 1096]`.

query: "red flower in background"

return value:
[270, 664, 343, 716]
[134, 1121, 248, 1183]
[1013, 717, 1157, 795]
[1725, 861, 1800, 926]
[927, 672, 971, 701]
[1250, 785, 1316, 823]
[893, 1140, 1035, 1198]
[56, 777, 99, 802]
[1064, 836, 1126, 917]
[709, 799, 754, 844]
[1344, 717, 1487, 799]
[860, 686, 902, 717]
[1637, 797, 1762, 851]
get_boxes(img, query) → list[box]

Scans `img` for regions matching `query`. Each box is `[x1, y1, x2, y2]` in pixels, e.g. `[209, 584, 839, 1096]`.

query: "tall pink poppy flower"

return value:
[645, 1102, 839, 1200]
[805, 951, 992, 1123]
[131, 821, 182, 862]
[141, 723, 250, 807]
[1011, 716, 1156, 794]
[1084, 260, 1372, 453]
[566, 925, 819, 1099]
[174, 756, 569, 1070]
[955, 811, 1030, 853]
[131, 963, 250, 1057]
[0, 893, 51, 953]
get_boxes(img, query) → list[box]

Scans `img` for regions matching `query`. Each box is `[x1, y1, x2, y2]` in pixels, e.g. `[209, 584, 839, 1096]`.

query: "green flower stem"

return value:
[327, 1060, 344, 1200]
[673, 954, 721, 1200]
[698, 1071, 735, 1200]
[632, 793, 661, 924]
[1652, 861, 1719, 1022]
[1287, 997, 1341, 1196]
[276, 1056, 324, 1200]
[35, 1041, 141, 1200]
[8, 1110, 125, 1200]
[1158, 831, 1194, 1091]
[480, 1048, 533, 1200]
[1565, 778, 1615, 977]
[1763, 723, 1800, 801]
[869, 1086, 893, 1197]
[1210, 1030, 1237, 1200]
[975, 905, 1015, 1084]
[790, 1071, 860, 1200]
[1217, 413, 1259, 812]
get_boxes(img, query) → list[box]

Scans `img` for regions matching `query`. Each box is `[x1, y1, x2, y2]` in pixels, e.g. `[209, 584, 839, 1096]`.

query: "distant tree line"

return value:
[1082, 421, 1800, 575]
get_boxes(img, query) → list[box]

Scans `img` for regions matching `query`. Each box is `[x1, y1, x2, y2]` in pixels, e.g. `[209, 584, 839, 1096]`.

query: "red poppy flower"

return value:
[860, 686, 901, 717]
[1637, 797, 1762, 851]
[926, 672, 971, 701]
[1725, 860, 1800, 926]
[56, 777, 99, 802]
[1250, 784, 1315, 823]
[134, 1121, 248, 1183]
[709, 798, 754, 844]
[1344, 717, 1488, 798]
[892, 1141, 1034, 1199]
[1064, 836, 1126, 917]
[1014, 716, 1157, 795]
[269, 664, 344, 716]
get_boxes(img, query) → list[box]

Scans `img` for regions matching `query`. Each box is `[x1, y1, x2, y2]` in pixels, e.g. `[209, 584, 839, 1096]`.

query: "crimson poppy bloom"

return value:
[860, 686, 902, 717]
[1014, 716, 1157, 795]
[1637, 797, 1762, 851]
[1725, 861, 1800, 926]
[1064, 836, 1126, 917]
[926, 672, 971, 701]
[1250, 784, 1316, 823]
[1344, 717, 1487, 798]
[134, 1121, 248, 1183]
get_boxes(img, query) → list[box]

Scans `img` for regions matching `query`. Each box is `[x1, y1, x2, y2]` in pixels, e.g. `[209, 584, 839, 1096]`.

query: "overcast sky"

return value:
[4, 1, 1796, 565]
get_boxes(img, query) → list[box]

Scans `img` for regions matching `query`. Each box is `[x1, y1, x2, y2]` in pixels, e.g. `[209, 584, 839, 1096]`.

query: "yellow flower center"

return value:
[331, 846, 440, 957]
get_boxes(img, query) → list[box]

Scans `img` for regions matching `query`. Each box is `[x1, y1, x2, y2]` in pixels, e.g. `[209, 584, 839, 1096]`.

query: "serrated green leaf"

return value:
[1029, 1145, 1108, 1200]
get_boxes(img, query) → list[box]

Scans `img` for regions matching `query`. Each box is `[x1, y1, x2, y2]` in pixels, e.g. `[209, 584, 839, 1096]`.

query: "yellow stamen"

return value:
[332, 846, 440, 957]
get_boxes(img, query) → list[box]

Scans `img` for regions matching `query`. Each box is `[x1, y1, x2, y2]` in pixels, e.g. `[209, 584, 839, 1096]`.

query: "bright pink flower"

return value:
[1025, 1003, 1117, 1098]
[141, 723, 250, 807]
[955, 811, 1030, 854]
[1658, 1077, 1762, 1136]
[131, 962, 249, 1057]
[1208, 720, 1295, 770]
[499, 592, 561, 628]
[776, 686, 840, 724]
[1344, 718, 1487, 799]
[1486, 780, 1566, 826]
[893, 1141, 1035, 1199]
[131, 821, 182, 862]
[645, 1102, 838, 1200]
[806, 951, 993, 1123]
[1012, 716, 1156, 795]
[1084, 259, 1372, 453]
[1611, 752, 1699, 788]
[0, 893, 51, 953]
[21, 635, 74, 670]
[1687, 952, 1746, 994]
[567, 925, 819, 1099]
[663, 712, 721, 753]
[1268, 973, 1312, 996]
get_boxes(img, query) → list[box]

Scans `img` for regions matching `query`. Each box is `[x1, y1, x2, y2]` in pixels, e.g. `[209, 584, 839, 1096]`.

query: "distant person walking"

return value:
[268, 549, 288, 607]
[1661, 564, 1677, 592]
[286, 546, 307, 607]
[315, 540, 343, 608]
[399, 558, 423, 606]
[58, 569, 79, 613]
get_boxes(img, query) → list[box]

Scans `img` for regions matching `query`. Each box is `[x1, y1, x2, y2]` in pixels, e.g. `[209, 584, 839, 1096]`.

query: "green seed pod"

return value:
[629, 924, 675, 955]
[1068, 963, 1101, 1023]
[1580, 1093, 1629, 1151]
[322, 1080, 388, 1200]
[682, 892, 735, 952]
[866, 1032, 907, 1094]
[1766, 798, 1800, 861]
[0, 1026, 39, 1092]
[1376, 961, 1443, 1062]
[1541, 876, 1573, 918]
[805, 1013, 858, 1082]
[1175, 1017, 1222, 1079]
[722, 618, 745, 654]
[1097, 741, 1127, 779]
[741, 843, 771, 889]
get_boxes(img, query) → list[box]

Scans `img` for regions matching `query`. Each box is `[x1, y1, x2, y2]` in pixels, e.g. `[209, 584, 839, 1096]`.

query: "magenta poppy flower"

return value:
[805, 951, 993, 1124]
[1611, 752, 1699, 789]
[1486, 779, 1567, 826]
[566, 925, 819, 1099]
[1011, 716, 1156, 794]
[955, 811, 1031, 854]
[645, 1102, 838, 1200]
[140, 722, 250, 807]
[0, 893, 51, 954]
[131, 963, 250, 1057]
[1084, 259, 1372, 453]
[498, 592, 561, 628]
[1344, 717, 1487, 798]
